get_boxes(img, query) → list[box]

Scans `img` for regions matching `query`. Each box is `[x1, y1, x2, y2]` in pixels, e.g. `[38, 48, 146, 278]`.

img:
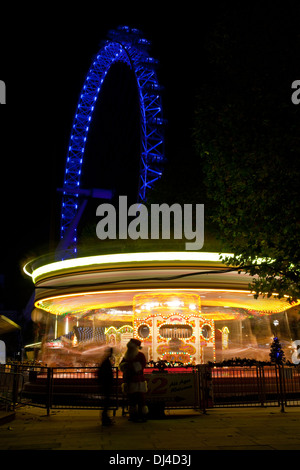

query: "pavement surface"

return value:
[1, 404, 300, 455]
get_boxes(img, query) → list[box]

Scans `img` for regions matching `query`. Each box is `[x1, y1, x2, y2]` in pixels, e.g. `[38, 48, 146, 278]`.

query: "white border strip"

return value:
[27, 252, 232, 284]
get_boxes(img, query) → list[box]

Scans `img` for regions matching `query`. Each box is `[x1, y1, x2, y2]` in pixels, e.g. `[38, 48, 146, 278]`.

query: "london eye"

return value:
[60, 26, 166, 255]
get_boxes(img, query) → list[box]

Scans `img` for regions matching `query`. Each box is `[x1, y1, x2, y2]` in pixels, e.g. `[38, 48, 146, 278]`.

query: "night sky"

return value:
[0, 2, 299, 312]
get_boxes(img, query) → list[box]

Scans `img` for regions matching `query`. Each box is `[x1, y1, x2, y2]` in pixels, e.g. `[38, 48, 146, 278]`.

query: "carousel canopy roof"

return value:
[24, 252, 299, 319]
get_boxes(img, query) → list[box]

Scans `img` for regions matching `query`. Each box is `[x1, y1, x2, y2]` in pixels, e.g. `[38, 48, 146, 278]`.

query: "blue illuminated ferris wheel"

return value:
[60, 26, 166, 254]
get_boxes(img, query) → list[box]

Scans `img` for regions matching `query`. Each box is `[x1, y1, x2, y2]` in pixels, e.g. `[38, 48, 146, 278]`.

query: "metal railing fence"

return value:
[200, 364, 300, 411]
[0, 364, 119, 416]
[1, 363, 300, 414]
[0, 370, 24, 411]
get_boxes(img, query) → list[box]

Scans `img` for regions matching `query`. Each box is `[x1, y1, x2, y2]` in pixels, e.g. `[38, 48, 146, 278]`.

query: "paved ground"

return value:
[1, 404, 300, 454]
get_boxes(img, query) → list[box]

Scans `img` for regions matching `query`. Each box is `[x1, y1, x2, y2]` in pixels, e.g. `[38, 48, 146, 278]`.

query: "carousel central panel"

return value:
[133, 292, 215, 364]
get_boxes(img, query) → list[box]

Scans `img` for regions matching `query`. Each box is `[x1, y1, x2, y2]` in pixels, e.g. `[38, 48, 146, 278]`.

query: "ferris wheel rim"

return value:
[60, 26, 166, 255]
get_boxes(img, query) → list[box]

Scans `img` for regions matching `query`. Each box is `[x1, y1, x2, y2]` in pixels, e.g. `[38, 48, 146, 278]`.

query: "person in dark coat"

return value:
[98, 347, 114, 426]
[119, 339, 149, 422]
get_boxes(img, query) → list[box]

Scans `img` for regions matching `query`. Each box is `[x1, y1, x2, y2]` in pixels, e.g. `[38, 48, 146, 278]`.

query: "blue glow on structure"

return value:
[60, 26, 166, 254]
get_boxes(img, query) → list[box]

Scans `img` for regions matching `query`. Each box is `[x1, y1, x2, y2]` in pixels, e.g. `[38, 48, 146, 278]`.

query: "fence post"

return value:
[46, 367, 53, 416]
[199, 366, 205, 414]
[257, 365, 266, 407]
[195, 366, 202, 413]
[195, 366, 202, 412]
[113, 367, 118, 415]
[12, 372, 19, 410]
[197, 365, 210, 414]
[276, 364, 285, 413]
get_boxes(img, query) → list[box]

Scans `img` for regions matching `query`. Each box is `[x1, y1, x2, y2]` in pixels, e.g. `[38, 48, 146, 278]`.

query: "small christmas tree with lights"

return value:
[269, 336, 285, 365]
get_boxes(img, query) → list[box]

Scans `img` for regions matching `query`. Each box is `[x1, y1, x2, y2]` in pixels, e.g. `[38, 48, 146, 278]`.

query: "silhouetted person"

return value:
[119, 339, 148, 422]
[98, 347, 114, 426]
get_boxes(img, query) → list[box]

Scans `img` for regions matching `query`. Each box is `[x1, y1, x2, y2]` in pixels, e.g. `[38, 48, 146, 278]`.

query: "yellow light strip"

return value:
[35, 286, 295, 317]
[28, 252, 233, 284]
[23, 261, 33, 278]
[35, 287, 252, 307]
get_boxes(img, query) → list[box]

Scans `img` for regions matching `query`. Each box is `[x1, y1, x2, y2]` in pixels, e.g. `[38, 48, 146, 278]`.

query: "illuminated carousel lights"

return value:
[105, 325, 133, 334]
[200, 322, 215, 338]
[134, 315, 156, 322]
[134, 308, 201, 317]
[161, 352, 192, 357]
[156, 323, 193, 336]
[135, 312, 202, 321]
[134, 300, 201, 312]
[184, 336, 196, 343]
[34, 287, 297, 317]
[136, 335, 153, 341]
[133, 325, 153, 341]
[136, 301, 199, 310]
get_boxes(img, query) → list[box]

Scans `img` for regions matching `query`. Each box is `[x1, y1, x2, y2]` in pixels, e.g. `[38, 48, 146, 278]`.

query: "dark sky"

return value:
[0, 2, 299, 309]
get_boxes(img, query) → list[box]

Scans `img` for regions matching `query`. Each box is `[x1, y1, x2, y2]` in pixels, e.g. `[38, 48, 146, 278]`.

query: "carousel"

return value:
[24, 251, 299, 366]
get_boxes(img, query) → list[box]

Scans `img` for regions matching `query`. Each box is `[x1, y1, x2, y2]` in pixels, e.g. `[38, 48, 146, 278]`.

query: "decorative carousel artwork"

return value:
[133, 292, 215, 364]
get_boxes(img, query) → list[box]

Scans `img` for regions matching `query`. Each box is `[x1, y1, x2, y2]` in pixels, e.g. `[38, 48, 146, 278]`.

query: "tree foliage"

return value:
[193, 7, 300, 302]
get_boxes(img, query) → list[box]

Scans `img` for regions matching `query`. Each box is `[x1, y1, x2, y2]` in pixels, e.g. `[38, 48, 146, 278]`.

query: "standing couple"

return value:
[119, 338, 149, 422]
